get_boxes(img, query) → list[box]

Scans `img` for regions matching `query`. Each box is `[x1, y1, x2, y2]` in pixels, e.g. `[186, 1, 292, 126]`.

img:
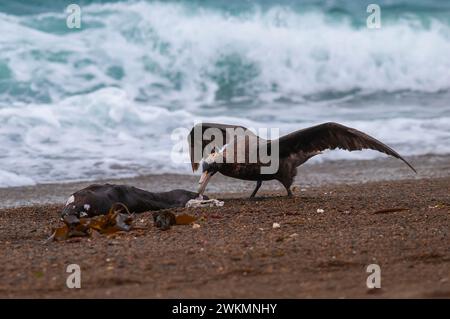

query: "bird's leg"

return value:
[279, 179, 294, 197]
[250, 180, 262, 198]
[286, 188, 293, 197]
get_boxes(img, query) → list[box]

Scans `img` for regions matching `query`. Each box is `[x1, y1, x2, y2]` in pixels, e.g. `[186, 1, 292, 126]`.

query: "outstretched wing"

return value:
[278, 122, 416, 173]
[187, 122, 256, 171]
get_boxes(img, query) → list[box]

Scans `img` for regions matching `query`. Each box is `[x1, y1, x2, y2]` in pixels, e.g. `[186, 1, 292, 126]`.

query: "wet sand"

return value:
[0, 156, 449, 298]
[1, 154, 448, 208]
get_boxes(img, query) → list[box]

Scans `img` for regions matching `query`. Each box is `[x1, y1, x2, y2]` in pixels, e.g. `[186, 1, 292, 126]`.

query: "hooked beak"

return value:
[197, 171, 213, 196]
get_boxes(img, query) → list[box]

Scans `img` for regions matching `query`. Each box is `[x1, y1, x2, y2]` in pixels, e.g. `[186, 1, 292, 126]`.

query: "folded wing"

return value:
[187, 123, 256, 171]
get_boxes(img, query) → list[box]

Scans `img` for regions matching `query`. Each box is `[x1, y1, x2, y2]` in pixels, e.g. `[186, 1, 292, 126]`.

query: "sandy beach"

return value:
[0, 155, 449, 298]
[1, 0, 450, 303]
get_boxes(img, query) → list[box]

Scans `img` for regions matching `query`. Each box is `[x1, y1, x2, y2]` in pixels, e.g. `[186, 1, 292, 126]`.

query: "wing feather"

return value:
[278, 122, 416, 173]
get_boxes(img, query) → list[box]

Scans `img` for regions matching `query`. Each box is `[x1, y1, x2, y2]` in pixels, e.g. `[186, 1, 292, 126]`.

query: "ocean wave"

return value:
[0, 169, 36, 187]
[0, 87, 449, 187]
[0, 1, 449, 187]
[1, 1, 449, 106]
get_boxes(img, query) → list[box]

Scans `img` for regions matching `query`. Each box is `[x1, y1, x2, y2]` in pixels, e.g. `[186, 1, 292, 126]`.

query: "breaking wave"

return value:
[0, 0, 449, 186]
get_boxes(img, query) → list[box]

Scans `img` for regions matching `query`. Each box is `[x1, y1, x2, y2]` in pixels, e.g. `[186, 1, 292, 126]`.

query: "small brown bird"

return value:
[188, 122, 416, 198]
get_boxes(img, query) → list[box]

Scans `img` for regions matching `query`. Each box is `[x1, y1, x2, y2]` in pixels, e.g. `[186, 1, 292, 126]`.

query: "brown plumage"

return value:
[188, 122, 255, 172]
[188, 122, 416, 197]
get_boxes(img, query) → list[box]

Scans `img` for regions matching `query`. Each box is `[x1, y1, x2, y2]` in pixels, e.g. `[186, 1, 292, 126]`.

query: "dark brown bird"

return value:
[188, 122, 416, 198]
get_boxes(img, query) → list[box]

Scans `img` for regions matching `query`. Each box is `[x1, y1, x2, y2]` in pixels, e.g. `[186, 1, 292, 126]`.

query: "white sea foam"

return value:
[0, 169, 36, 187]
[0, 86, 448, 187]
[0, 1, 449, 187]
[1, 2, 450, 105]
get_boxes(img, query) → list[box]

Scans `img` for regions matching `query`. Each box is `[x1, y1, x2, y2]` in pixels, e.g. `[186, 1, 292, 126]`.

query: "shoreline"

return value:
[0, 154, 448, 208]
[0, 175, 448, 298]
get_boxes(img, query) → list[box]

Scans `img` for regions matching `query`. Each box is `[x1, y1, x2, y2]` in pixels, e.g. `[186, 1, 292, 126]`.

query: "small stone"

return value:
[272, 223, 281, 229]
[317, 208, 325, 213]
[192, 223, 201, 229]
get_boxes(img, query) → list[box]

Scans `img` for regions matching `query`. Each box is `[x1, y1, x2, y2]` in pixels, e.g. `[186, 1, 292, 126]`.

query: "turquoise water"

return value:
[0, 0, 449, 186]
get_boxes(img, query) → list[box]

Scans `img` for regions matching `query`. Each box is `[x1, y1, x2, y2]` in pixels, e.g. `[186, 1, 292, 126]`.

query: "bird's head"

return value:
[197, 148, 224, 196]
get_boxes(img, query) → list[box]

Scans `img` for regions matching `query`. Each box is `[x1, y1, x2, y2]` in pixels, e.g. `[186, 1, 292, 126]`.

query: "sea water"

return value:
[0, 0, 449, 187]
